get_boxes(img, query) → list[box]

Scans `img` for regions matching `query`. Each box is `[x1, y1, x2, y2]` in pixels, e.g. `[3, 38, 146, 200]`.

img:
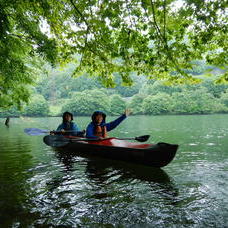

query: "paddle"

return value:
[120, 135, 150, 142]
[24, 128, 74, 136]
[43, 134, 150, 147]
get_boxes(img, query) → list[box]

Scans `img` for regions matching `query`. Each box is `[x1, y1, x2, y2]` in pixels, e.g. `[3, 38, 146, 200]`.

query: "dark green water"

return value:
[0, 115, 227, 227]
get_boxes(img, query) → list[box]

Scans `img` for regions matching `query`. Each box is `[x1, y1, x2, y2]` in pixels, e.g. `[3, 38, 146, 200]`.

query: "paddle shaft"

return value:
[69, 136, 148, 142]
[43, 135, 150, 147]
[24, 128, 76, 136]
[25, 128, 150, 142]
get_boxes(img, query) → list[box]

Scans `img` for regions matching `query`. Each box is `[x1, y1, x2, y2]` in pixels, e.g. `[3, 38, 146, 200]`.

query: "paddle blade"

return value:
[135, 135, 150, 142]
[43, 135, 70, 147]
[24, 128, 50, 136]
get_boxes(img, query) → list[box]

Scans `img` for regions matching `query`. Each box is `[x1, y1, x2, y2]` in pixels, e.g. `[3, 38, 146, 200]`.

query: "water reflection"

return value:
[54, 148, 179, 202]
[0, 136, 39, 227]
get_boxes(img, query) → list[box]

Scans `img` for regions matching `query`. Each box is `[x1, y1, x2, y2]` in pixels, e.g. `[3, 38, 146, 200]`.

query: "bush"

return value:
[141, 81, 182, 96]
[0, 107, 21, 118]
[171, 88, 225, 114]
[220, 89, 228, 107]
[62, 89, 110, 116]
[128, 94, 145, 114]
[142, 93, 173, 115]
[23, 94, 49, 116]
[110, 94, 126, 115]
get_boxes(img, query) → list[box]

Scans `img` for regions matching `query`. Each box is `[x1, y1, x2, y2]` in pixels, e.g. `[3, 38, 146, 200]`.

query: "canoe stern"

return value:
[143, 142, 178, 167]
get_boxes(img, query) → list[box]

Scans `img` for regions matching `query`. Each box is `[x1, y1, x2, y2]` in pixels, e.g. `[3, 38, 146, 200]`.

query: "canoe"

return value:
[43, 135, 178, 168]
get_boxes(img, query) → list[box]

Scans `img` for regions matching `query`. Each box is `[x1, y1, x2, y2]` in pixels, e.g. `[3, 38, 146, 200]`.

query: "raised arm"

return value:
[106, 109, 131, 131]
[106, 114, 126, 131]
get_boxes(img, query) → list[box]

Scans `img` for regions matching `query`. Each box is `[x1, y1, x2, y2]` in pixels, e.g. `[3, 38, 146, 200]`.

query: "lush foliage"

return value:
[0, 106, 21, 118]
[142, 93, 173, 115]
[2, 77, 228, 117]
[23, 94, 49, 116]
[36, 64, 101, 100]
[0, 94, 49, 117]
[134, 82, 228, 115]
[61, 89, 110, 116]
[128, 94, 145, 115]
[220, 89, 228, 107]
[35, 64, 143, 101]
[1, 0, 227, 108]
[170, 89, 224, 114]
[59, 0, 227, 84]
[110, 95, 126, 115]
[0, 1, 58, 108]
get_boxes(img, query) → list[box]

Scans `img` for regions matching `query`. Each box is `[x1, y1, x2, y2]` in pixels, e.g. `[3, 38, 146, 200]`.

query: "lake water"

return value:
[0, 115, 227, 227]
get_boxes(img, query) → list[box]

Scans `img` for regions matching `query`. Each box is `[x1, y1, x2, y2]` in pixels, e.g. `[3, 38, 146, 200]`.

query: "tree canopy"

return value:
[0, 0, 227, 107]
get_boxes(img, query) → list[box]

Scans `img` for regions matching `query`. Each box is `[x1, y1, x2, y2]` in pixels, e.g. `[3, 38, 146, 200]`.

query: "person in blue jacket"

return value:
[86, 109, 131, 139]
[56, 111, 85, 136]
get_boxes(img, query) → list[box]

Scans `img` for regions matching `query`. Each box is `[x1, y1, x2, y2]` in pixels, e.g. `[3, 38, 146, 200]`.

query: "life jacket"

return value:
[63, 122, 71, 131]
[61, 122, 73, 135]
[94, 125, 108, 138]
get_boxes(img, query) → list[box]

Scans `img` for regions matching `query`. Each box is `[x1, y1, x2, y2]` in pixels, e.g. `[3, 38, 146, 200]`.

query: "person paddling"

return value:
[55, 112, 85, 136]
[86, 109, 131, 139]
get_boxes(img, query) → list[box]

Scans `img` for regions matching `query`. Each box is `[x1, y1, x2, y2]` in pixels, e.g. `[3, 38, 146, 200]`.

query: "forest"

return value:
[0, 0, 227, 117]
[1, 61, 228, 117]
